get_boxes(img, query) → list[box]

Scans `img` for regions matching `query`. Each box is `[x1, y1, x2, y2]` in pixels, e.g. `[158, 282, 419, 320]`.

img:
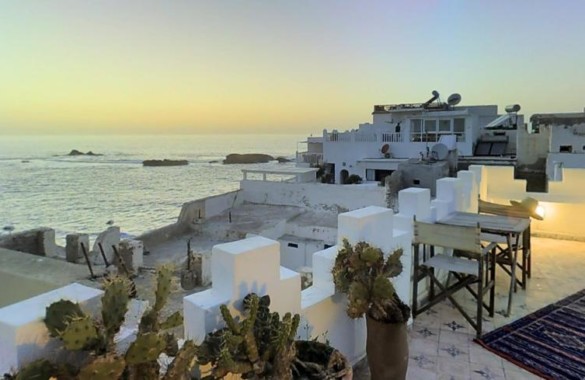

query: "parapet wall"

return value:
[240, 180, 385, 213]
[476, 165, 585, 240]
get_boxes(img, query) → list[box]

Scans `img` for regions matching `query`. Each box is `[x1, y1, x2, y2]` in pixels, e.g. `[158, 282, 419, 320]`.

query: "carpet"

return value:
[475, 289, 585, 380]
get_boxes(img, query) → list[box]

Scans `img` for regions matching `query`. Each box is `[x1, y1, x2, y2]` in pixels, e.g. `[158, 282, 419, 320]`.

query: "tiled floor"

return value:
[354, 237, 585, 379]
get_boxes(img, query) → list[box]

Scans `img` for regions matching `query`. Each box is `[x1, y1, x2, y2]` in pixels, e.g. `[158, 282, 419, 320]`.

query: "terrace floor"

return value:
[354, 236, 585, 379]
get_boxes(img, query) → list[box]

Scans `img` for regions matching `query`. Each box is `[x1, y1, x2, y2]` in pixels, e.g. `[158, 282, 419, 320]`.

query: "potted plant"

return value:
[197, 293, 352, 380]
[331, 239, 410, 380]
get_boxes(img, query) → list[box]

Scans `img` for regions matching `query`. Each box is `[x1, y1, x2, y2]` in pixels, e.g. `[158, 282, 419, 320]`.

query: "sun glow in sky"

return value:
[1, 1, 585, 135]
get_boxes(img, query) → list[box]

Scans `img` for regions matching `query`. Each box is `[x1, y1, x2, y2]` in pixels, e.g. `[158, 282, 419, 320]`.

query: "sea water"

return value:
[0, 134, 307, 243]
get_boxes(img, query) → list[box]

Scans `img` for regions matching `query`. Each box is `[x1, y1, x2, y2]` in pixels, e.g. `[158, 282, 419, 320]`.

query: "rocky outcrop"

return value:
[68, 149, 103, 156]
[143, 159, 189, 167]
[223, 153, 274, 164]
[276, 156, 292, 163]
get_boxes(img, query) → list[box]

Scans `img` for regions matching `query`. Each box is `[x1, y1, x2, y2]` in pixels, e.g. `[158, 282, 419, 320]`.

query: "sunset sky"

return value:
[1, 1, 584, 135]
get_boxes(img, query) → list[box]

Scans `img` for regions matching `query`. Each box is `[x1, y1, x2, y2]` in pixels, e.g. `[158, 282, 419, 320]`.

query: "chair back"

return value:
[414, 220, 482, 254]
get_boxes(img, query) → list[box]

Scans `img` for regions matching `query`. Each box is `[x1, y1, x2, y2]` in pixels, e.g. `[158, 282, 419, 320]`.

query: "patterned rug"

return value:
[476, 289, 585, 380]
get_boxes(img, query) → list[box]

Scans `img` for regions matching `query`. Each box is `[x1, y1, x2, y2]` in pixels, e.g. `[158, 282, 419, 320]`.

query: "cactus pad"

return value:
[15, 359, 58, 380]
[44, 299, 85, 337]
[101, 276, 130, 340]
[154, 264, 173, 312]
[160, 311, 183, 330]
[77, 354, 125, 380]
[59, 315, 99, 351]
[125, 332, 165, 364]
[162, 340, 198, 380]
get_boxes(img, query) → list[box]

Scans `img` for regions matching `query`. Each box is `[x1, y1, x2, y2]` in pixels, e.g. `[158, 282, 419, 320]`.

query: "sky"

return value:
[1, 0, 584, 135]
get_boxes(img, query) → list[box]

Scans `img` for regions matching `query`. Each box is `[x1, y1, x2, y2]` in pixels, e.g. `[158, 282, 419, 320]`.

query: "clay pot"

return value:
[366, 316, 408, 380]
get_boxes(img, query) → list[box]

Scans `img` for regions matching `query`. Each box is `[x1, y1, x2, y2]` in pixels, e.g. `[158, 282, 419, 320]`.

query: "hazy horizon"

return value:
[2, 1, 585, 135]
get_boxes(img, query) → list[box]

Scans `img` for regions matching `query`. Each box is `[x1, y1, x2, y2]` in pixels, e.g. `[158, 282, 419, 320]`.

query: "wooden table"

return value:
[437, 212, 530, 316]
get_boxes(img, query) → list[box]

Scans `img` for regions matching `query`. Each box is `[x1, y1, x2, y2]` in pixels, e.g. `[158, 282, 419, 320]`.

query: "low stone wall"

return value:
[0, 228, 57, 256]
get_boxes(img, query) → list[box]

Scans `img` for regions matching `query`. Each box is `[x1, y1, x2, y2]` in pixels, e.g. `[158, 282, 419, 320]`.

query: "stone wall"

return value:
[0, 228, 57, 256]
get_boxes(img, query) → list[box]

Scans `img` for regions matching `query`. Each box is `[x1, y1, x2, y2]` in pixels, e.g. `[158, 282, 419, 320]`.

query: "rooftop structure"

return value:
[298, 91, 525, 185]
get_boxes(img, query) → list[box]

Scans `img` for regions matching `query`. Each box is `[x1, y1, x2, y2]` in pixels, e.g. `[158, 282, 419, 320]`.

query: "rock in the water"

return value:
[67, 149, 103, 156]
[223, 153, 274, 164]
[143, 159, 189, 167]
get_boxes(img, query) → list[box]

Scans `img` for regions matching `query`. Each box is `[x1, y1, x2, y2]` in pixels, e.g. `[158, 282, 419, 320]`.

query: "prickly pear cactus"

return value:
[59, 315, 99, 351]
[160, 311, 183, 330]
[125, 332, 166, 365]
[44, 299, 85, 337]
[331, 238, 410, 323]
[162, 340, 198, 380]
[199, 293, 299, 380]
[14, 359, 58, 380]
[77, 354, 125, 380]
[154, 264, 173, 312]
[101, 276, 131, 342]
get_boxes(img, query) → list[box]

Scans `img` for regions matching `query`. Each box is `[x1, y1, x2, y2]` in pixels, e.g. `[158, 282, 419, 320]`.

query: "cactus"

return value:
[59, 315, 99, 351]
[14, 359, 59, 380]
[331, 238, 410, 323]
[125, 333, 166, 364]
[77, 354, 125, 380]
[162, 340, 198, 380]
[198, 293, 299, 380]
[44, 300, 84, 337]
[101, 275, 131, 345]
[160, 311, 183, 330]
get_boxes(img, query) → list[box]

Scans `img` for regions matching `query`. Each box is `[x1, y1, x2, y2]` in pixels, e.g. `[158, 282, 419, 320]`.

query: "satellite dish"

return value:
[505, 104, 521, 113]
[381, 144, 390, 154]
[431, 143, 449, 161]
[447, 93, 462, 106]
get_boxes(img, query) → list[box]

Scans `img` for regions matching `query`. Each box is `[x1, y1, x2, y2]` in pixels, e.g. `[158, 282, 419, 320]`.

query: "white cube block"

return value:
[211, 236, 280, 299]
[0, 283, 103, 374]
[398, 188, 431, 220]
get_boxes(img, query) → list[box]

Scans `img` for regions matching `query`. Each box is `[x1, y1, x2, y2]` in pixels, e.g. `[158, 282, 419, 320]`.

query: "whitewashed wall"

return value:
[178, 190, 243, 226]
[240, 180, 385, 212]
[472, 165, 585, 240]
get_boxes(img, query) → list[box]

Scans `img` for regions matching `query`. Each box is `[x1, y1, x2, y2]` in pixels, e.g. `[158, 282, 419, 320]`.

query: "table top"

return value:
[437, 211, 530, 235]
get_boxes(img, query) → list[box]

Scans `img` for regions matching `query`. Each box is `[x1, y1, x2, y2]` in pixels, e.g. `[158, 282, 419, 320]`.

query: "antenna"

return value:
[447, 93, 462, 106]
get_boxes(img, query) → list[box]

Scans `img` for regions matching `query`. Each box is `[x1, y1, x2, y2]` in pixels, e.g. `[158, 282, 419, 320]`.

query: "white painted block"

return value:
[431, 199, 452, 221]
[398, 188, 431, 220]
[457, 170, 478, 212]
[211, 236, 280, 299]
[0, 283, 103, 374]
[436, 177, 462, 203]
[310, 247, 337, 293]
[337, 206, 394, 247]
[183, 289, 229, 344]
[273, 267, 301, 316]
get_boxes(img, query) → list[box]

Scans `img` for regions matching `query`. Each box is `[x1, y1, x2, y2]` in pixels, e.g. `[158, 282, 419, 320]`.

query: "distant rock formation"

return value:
[68, 149, 103, 156]
[276, 156, 292, 163]
[143, 159, 189, 167]
[223, 153, 274, 164]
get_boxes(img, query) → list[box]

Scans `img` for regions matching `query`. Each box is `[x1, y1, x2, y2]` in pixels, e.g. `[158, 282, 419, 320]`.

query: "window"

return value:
[366, 169, 376, 181]
[439, 119, 451, 132]
[411, 119, 422, 142]
[560, 145, 573, 153]
[287, 243, 299, 248]
[454, 118, 466, 142]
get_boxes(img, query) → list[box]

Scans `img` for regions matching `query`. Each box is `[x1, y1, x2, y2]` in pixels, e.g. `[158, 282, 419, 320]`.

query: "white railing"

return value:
[382, 133, 404, 143]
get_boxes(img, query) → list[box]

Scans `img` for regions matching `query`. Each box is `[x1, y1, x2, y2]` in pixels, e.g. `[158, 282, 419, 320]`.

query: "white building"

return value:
[529, 112, 585, 180]
[298, 91, 524, 184]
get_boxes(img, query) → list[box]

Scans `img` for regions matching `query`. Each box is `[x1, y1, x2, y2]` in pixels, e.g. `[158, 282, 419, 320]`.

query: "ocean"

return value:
[0, 134, 307, 244]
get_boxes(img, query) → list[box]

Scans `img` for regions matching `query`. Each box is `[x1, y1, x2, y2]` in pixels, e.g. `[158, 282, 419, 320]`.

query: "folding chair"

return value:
[412, 219, 497, 338]
[478, 199, 532, 290]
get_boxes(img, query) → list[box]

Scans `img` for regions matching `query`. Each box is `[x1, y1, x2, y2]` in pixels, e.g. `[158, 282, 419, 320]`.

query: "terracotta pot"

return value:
[366, 315, 409, 380]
